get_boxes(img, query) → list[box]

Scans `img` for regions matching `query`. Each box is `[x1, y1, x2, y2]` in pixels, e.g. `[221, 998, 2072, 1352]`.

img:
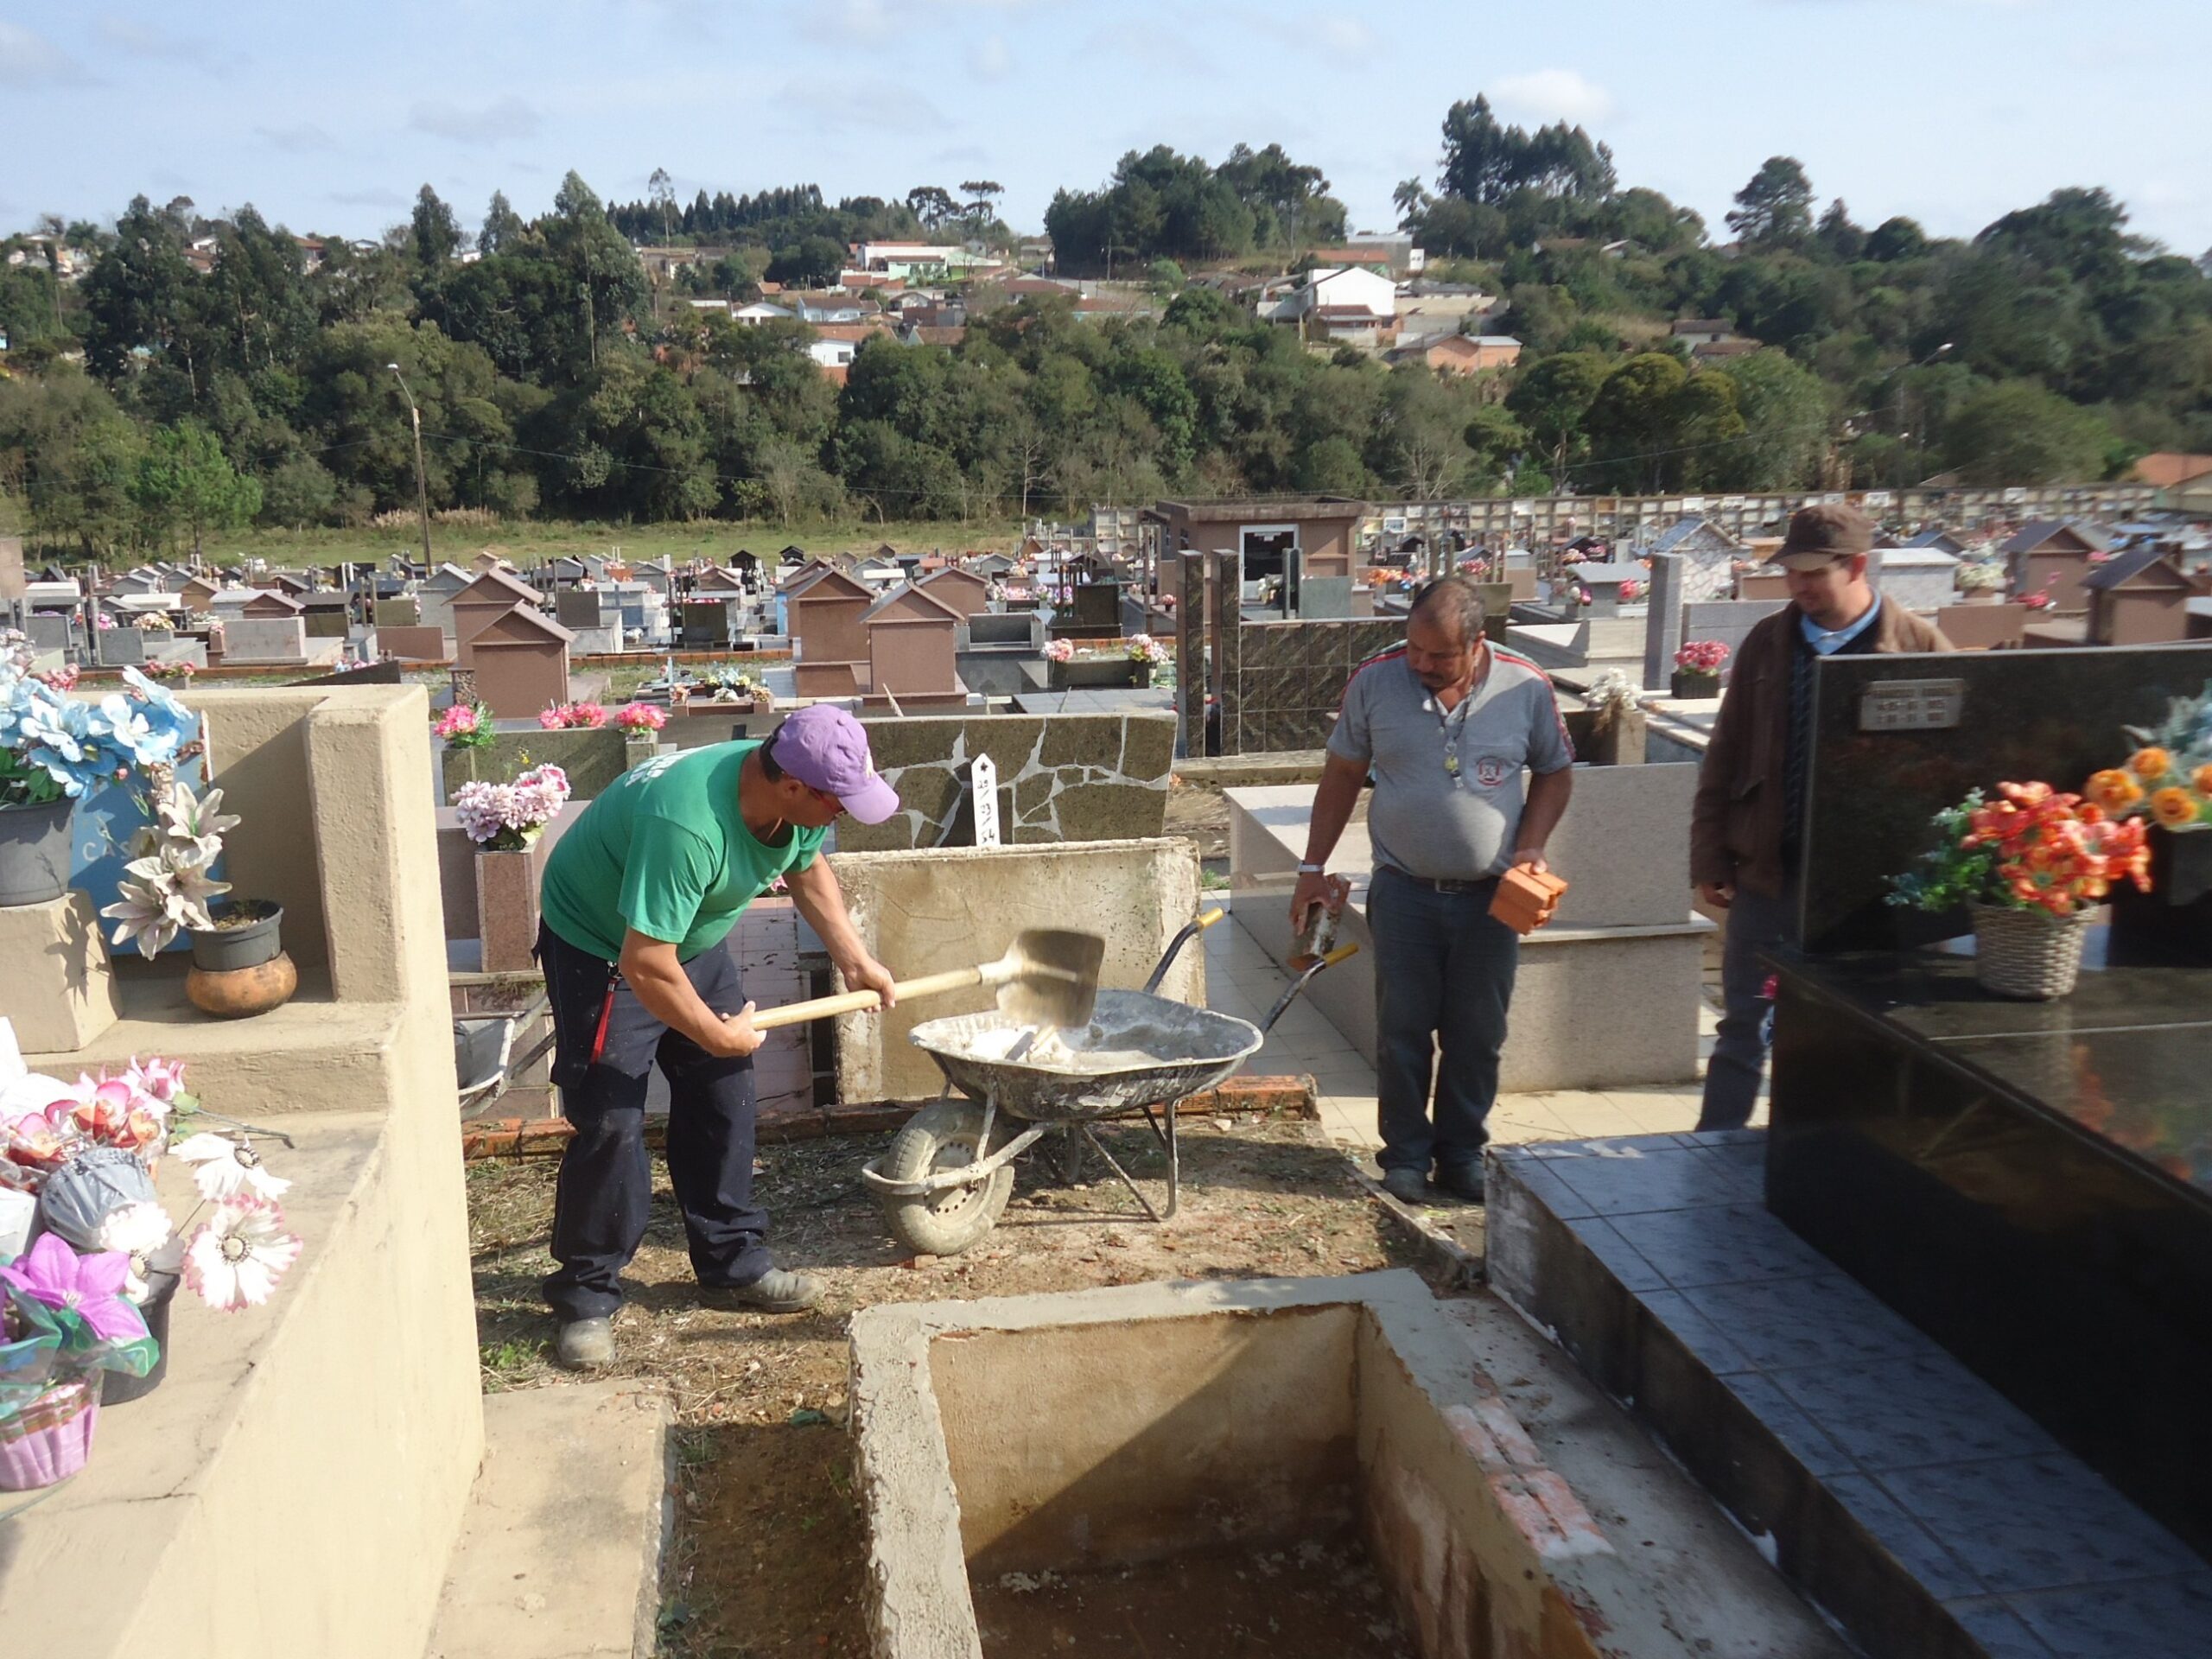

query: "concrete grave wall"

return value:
[441, 724, 631, 803]
[219, 616, 309, 663]
[849, 1273, 1705, 1659]
[838, 711, 1173, 852]
[830, 837, 1201, 1103]
[1219, 616, 1402, 753]
[374, 597, 421, 627]
[98, 626, 149, 665]
[378, 625, 448, 661]
[303, 608, 350, 639]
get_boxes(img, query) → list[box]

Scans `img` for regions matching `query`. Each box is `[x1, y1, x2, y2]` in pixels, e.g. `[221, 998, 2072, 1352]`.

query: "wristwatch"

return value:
[1297, 861, 1325, 874]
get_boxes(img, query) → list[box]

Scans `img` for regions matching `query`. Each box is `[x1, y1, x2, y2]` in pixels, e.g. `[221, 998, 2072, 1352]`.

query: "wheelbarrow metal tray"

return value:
[907, 989, 1262, 1121]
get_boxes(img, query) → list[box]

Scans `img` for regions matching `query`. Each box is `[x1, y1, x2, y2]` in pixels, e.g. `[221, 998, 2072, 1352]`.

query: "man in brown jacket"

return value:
[1691, 504, 1952, 1128]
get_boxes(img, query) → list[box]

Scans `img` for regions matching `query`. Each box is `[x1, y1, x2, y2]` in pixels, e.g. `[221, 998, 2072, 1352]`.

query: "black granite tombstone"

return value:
[1800, 644, 2212, 952]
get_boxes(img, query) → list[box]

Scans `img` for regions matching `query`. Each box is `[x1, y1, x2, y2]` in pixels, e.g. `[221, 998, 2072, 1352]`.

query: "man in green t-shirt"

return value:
[535, 705, 900, 1370]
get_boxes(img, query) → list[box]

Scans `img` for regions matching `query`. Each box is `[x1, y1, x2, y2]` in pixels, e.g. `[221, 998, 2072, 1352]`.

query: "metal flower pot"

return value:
[0, 797, 74, 907]
[188, 901, 285, 972]
[101, 1270, 179, 1406]
[1669, 670, 1722, 701]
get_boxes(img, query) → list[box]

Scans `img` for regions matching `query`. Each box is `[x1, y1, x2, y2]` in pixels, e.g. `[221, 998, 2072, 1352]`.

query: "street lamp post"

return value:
[387, 364, 434, 568]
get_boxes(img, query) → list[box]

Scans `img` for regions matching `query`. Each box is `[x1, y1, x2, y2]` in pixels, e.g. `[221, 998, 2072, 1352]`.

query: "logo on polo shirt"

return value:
[1471, 755, 1512, 788]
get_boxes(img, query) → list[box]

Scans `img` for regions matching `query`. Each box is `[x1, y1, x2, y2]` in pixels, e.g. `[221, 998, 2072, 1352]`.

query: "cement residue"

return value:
[950, 1007, 1241, 1074]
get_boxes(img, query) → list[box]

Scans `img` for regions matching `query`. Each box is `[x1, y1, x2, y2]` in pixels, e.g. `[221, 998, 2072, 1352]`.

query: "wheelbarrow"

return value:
[860, 909, 1359, 1257]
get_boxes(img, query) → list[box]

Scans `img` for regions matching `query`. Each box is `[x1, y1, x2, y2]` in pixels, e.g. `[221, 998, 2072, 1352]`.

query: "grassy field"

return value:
[5, 511, 1026, 574]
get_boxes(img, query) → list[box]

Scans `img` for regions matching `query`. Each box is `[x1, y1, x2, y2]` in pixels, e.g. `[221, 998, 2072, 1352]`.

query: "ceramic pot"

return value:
[186, 951, 298, 1018]
[0, 797, 73, 907]
[188, 901, 284, 972]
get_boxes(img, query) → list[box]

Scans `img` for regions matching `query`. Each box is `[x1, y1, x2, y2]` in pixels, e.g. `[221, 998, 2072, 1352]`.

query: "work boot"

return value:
[555, 1316, 615, 1371]
[1380, 1168, 1430, 1205]
[1435, 1163, 1486, 1205]
[708, 1268, 823, 1313]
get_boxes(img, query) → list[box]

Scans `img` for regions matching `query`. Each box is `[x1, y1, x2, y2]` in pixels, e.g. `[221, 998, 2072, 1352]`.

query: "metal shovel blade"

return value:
[988, 928, 1105, 1028]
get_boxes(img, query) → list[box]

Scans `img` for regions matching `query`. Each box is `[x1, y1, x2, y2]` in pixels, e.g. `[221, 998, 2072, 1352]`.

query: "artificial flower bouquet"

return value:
[0, 1037, 302, 1484]
[0, 660, 201, 810]
[1674, 641, 1729, 677]
[2087, 683, 2212, 835]
[1042, 639, 1075, 664]
[1126, 633, 1166, 666]
[1890, 782, 2151, 920]
[454, 763, 571, 852]
[538, 701, 607, 731]
[433, 701, 496, 751]
[613, 702, 667, 734]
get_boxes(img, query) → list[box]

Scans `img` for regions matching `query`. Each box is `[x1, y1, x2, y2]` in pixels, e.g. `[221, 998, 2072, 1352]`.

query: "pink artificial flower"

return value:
[185, 1196, 302, 1312]
[123, 1055, 188, 1106]
[537, 707, 565, 730]
[0, 1233, 149, 1346]
[434, 703, 481, 740]
[614, 702, 667, 734]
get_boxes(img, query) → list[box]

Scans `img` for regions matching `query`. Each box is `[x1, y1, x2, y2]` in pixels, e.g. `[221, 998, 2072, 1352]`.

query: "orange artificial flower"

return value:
[2131, 747, 2172, 780]
[2195, 766, 2212, 797]
[2087, 769, 2143, 811]
[2152, 787, 2202, 830]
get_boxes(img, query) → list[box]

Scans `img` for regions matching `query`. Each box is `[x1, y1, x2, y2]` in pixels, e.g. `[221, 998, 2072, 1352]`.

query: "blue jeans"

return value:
[1368, 867, 1520, 1176]
[1698, 879, 1799, 1131]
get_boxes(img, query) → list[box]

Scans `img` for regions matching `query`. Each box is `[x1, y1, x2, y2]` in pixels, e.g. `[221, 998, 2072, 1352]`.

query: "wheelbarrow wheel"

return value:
[878, 1101, 1014, 1257]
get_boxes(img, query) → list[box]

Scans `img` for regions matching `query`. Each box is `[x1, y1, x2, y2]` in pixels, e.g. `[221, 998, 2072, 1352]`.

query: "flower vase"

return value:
[1669, 670, 1721, 701]
[1131, 661, 1154, 689]
[1971, 903, 2091, 1000]
[186, 900, 296, 1019]
[1048, 661, 1071, 691]
[0, 1379, 99, 1491]
[0, 797, 75, 907]
[475, 839, 545, 973]
[102, 1270, 180, 1406]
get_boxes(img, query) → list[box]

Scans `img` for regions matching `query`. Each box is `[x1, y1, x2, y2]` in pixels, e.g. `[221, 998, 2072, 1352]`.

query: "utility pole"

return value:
[387, 365, 433, 568]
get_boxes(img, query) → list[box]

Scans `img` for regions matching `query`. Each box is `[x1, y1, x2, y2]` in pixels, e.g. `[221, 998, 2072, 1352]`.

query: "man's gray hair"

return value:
[1408, 575, 1486, 645]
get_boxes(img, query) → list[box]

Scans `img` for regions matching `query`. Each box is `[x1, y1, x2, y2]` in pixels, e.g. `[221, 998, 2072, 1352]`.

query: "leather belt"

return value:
[1379, 867, 1499, 894]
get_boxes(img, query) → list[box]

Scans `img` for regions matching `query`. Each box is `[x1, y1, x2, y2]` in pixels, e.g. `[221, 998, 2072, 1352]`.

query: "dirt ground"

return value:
[466, 1116, 1432, 1659]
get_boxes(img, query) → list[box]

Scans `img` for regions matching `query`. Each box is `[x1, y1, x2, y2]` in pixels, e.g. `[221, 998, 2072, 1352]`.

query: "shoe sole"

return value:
[705, 1284, 823, 1314]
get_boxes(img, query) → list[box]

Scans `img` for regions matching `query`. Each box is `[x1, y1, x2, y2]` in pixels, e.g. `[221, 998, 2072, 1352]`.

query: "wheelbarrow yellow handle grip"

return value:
[752, 964, 987, 1030]
[1194, 906, 1226, 930]
[1319, 942, 1360, 967]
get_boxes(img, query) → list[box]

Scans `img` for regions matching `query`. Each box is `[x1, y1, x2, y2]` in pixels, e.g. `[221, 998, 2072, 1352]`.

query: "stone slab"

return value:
[426, 1382, 672, 1659]
[218, 615, 310, 663]
[0, 888, 121, 1052]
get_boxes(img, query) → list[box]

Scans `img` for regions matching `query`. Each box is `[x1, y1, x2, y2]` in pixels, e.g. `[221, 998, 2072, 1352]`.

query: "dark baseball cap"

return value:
[1769, 503, 1874, 569]
[772, 706, 899, 823]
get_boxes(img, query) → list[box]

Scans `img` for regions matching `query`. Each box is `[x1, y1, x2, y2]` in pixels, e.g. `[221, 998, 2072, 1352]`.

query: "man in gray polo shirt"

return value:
[1291, 577, 1573, 1204]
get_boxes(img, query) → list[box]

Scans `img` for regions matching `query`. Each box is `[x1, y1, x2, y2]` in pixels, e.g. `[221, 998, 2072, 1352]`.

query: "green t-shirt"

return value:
[538, 741, 825, 963]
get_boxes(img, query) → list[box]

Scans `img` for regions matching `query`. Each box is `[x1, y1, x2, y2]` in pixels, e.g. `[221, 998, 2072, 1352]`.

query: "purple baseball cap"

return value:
[772, 706, 900, 823]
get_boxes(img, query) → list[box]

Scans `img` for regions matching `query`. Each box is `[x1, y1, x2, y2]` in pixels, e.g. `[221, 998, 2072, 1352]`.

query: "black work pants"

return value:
[537, 922, 773, 1321]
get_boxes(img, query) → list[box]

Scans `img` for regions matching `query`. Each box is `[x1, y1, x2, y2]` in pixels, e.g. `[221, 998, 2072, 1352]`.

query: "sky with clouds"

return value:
[3, 0, 2208, 256]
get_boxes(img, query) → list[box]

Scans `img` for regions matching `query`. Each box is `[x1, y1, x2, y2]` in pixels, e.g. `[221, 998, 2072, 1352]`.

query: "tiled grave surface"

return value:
[1487, 1135, 2212, 1659]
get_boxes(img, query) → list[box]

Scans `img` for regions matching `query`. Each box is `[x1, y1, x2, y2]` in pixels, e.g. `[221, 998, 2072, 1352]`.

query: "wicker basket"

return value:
[1971, 903, 2091, 1001]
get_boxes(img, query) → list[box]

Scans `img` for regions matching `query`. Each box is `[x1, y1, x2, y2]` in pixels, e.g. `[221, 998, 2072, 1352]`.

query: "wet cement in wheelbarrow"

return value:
[972, 1533, 1413, 1658]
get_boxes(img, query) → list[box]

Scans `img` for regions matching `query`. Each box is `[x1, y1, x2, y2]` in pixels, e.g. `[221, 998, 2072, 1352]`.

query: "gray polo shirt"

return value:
[1326, 645, 1574, 880]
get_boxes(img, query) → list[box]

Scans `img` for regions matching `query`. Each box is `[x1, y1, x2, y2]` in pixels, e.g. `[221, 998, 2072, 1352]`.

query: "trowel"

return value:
[749, 928, 1106, 1032]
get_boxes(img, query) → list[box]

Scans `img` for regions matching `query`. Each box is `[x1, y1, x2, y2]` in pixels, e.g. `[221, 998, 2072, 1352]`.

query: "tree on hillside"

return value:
[131, 419, 261, 556]
[1217, 143, 1347, 251]
[766, 237, 845, 288]
[1505, 352, 1608, 480]
[906, 186, 958, 231]
[410, 186, 463, 283]
[1865, 215, 1928, 263]
[80, 195, 203, 385]
[1436, 96, 1614, 207]
[1816, 200, 1865, 262]
[479, 191, 525, 257]
[1726, 157, 1815, 247]
[647, 168, 678, 244]
[959, 181, 1005, 232]
[1943, 380, 2113, 484]
[1712, 348, 1829, 488]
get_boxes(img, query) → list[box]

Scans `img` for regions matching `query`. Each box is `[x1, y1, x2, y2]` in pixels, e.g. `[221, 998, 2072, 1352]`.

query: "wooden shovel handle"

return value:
[750, 964, 987, 1030]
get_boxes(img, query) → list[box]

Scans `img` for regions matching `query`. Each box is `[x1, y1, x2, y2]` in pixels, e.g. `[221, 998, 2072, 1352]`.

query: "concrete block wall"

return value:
[830, 837, 1203, 1103]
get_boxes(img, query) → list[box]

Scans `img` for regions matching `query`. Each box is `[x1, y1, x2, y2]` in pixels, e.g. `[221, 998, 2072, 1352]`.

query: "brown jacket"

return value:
[1690, 601, 1954, 899]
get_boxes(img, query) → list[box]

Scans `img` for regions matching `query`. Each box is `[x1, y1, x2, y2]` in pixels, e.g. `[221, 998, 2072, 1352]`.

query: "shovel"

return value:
[749, 928, 1106, 1032]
